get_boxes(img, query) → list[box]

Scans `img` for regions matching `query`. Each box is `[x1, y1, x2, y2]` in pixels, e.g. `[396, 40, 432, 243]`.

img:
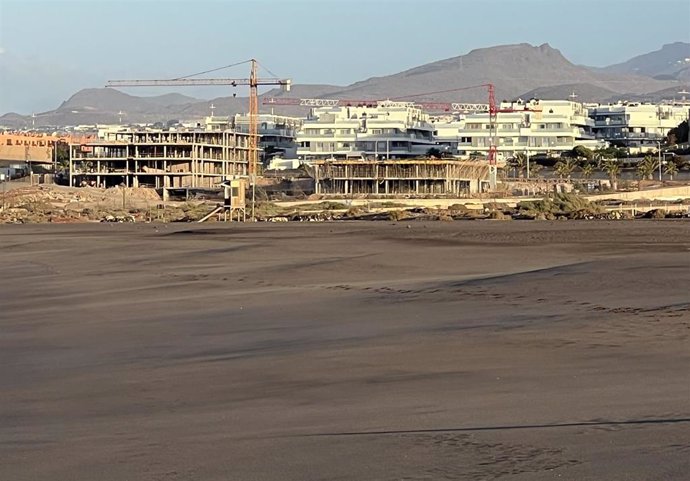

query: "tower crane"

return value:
[106, 59, 291, 218]
[262, 97, 491, 113]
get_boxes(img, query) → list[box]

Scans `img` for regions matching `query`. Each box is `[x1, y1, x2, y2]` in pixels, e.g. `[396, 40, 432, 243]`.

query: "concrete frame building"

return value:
[433, 99, 603, 159]
[588, 102, 690, 153]
[312, 159, 492, 196]
[205, 113, 302, 165]
[296, 101, 436, 162]
[69, 129, 249, 190]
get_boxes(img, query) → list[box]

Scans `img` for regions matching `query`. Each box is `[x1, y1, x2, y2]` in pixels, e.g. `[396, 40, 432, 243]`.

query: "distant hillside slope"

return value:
[518, 83, 618, 102]
[604, 84, 690, 103]
[601, 42, 690, 80]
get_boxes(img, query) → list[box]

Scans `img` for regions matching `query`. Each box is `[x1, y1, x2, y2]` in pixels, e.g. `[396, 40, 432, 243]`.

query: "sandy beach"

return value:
[1, 220, 689, 480]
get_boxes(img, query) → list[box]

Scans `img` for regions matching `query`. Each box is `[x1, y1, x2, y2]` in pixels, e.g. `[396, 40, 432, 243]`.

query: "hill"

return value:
[517, 83, 619, 102]
[604, 84, 690, 104]
[601, 42, 690, 80]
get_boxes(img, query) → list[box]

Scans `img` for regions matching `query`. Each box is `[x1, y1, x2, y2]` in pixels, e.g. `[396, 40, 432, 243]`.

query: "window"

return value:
[372, 129, 382, 134]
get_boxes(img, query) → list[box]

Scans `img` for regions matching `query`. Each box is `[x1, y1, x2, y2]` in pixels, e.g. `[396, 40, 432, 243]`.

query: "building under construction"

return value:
[68, 130, 249, 191]
[312, 159, 493, 196]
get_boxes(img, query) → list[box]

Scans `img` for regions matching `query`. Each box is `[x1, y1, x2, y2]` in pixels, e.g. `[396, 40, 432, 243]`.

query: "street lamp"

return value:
[524, 147, 530, 179]
[662, 152, 674, 180]
[656, 141, 662, 181]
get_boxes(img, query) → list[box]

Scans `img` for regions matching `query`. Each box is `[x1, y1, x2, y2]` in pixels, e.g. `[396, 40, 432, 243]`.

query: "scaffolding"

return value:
[68, 130, 250, 194]
[312, 159, 492, 197]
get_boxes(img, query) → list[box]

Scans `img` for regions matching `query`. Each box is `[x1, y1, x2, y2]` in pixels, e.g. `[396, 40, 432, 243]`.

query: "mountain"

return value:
[601, 42, 690, 80]
[300, 43, 678, 103]
[15, 88, 203, 127]
[1, 42, 687, 128]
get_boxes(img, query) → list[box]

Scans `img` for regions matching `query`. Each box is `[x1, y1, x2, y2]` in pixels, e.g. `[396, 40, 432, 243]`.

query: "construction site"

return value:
[2, 59, 690, 224]
[68, 130, 250, 192]
[312, 159, 491, 196]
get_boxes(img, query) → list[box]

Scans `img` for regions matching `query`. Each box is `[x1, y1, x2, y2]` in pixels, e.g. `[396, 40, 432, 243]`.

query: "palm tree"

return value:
[508, 152, 528, 178]
[554, 158, 577, 180]
[601, 159, 621, 191]
[580, 163, 595, 180]
[637, 155, 658, 181]
[664, 161, 679, 180]
[529, 162, 543, 178]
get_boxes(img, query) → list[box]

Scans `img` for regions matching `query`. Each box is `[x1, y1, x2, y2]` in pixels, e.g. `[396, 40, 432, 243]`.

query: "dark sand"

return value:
[1, 221, 689, 480]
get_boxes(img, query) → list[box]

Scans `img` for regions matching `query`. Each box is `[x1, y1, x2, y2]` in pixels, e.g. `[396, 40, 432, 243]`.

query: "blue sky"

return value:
[1, 0, 689, 113]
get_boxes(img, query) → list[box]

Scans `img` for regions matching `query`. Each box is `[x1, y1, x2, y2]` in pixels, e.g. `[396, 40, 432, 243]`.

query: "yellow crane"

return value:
[106, 59, 291, 219]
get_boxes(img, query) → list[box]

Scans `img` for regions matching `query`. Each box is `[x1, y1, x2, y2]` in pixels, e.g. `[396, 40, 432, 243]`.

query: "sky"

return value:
[1, 0, 689, 114]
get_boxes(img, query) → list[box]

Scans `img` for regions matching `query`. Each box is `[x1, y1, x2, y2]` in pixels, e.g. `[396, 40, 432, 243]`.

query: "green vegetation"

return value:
[600, 159, 622, 190]
[572, 145, 594, 161]
[288, 201, 349, 211]
[554, 158, 577, 179]
[667, 120, 689, 145]
[426, 147, 443, 158]
[636, 155, 658, 181]
[254, 201, 284, 218]
[580, 162, 595, 180]
[517, 193, 604, 219]
[664, 161, 679, 180]
[508, 152, 528, 177]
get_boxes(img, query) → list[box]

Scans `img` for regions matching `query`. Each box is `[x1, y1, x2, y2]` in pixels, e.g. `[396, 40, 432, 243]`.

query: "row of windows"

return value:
[303, 128, 404, 135]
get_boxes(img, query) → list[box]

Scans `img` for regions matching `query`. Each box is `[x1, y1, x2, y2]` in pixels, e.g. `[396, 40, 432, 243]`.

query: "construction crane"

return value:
[263, 97, 490, 113]
[106, 59, 291, 219]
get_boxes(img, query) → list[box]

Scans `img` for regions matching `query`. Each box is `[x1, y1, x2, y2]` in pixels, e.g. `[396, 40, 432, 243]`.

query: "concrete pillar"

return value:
[69, 146, 73, 188]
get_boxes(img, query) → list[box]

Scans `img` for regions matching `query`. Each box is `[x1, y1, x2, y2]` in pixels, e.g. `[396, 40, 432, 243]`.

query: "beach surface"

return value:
[2, 221, 689, 480]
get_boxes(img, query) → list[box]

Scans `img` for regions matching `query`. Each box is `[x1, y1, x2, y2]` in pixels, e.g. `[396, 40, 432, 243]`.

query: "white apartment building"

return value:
[433, 99, 604, 159]
[205, 113, 302, 162]
[295, 101, 436, 162]
[588, 102, 689, 153]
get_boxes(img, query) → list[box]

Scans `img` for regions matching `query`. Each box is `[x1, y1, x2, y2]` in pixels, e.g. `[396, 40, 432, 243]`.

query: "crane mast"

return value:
[248, 59, 259, 178]
[487, 83, 498, 190]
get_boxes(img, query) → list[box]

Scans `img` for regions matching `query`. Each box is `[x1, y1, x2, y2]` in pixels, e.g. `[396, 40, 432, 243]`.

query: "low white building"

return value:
[589, 102, 690, 153]
[295, 101, 436, 162]
[433, 99, 604, 159]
